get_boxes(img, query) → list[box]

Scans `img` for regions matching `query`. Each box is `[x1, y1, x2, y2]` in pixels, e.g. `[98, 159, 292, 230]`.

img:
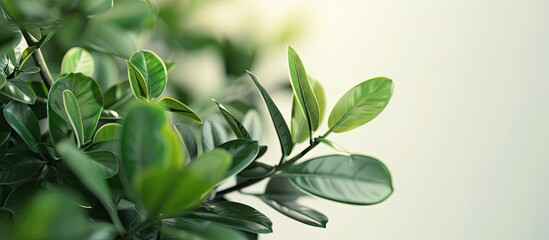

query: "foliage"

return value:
[0, 0, 395, 239]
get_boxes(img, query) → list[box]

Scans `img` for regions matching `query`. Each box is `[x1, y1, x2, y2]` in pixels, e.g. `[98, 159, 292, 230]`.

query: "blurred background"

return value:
[154, 0, 548, 239]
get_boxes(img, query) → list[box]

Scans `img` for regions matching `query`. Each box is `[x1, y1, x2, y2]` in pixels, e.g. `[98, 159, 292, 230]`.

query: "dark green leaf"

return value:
[291, 79, 325, 144]
[0, 208, 13, 224]
[0, 74, 5, 89]
[86, 151, 119, 178]
[247, 71, 292, 155]
[201, 120, 228, 152]
[0, 105, 10, 146]
[93, 123, 121, 144]
[182, 201, 272, 234]
[287, 47, 320, 137]
[0, 79, 36, 104]
[217, 139, 259, 183]
[60, 47, 95, 77]
[328, 77, 393, 133]
[213, 99, 251, 139]
[48, 73, 103, 145]
[3, 101, 40, 152]
[174, 123, 198, 160]
[284, 154, 393, 205]
[158, 97, 202, 123]
[238, 162, 275, 179]
[162, 219, 247, 240]
[63, 90, 85, 147]
[260, 197, 328, 228]
[129, 50, 168, 99]
[0, 153, 43, 185]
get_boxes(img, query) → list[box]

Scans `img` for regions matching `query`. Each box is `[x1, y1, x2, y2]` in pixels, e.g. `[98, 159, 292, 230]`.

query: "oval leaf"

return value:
[284, 154, 393, 205]
[0, 153, 43, 185]
[247, 71, 293, 155]
[217, 139, 259, 183]
[86, 151, 119, 178]
[260, 198, 328, 228]
[3, 101, 40, 152]
[93, 123, 121, 143]
[174, 123, 198, 160]
[181, 201, 272, 234]
[213, 99, 251, 139]
[158, 97, 202, 123]
[0, 79, 36, 104]
[328, 77, 393, 133]
[62, 90, 85, 147]
[287, 47, 320, 136]
[201, 120, 228, 152]
[238, 162, 275, 179]
[128, 50, 167, 99]
[48, 73, 103, 145]
[291, 79, 326, 144]
[60, 47, 95, 77]
[126, 61, 148, 100]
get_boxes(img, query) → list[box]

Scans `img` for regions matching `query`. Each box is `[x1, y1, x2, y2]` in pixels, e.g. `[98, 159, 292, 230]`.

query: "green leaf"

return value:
[60, 47, 95, 77]
[3, 179, 43, 216]
[48, 73, 103, 145]
[17, 66, 40, 75]
[213, 99, 251, 139]
[63, 90, 85, 147]
[15, 191, 117, 240]
[247, 71, 292, 155]
[237, 162, 275, 179]
[18, 46, 36, 68]
[81, 0, 113, 16]
[126, 61, 148, 100]
[260, 197, 328, 228]
[182, 201, 272, 234]
[328, 77, 393, 133]
[93, 123, 121, 143]
[163, 219, 247, 240]
[242, 109, 262, 140]
[201, 120, 228, 152]
[129, 50, 168, 99]
[291, 79, 326, 144]
[120, 103, 182, 197]
[217, 139, 259, 183]
[158, 97, 202, 123]
[287, 47, 320, 138]
[83, 23, 135, 58]
[56, 141, 123, 231]
[0, 153, 43, 185]
[0, 208, 13, 224]
[284, 154, 393, 205]
[0, 79, 36, 104]
[0, 74, 5, 89]
[0, 105, 10, 146]
[86, 151, 119, 178]
[91, 51, 119, 92]
[135, 149, 232, 217]
[3, 101, 41, 152]
[174, 123, 198, 160]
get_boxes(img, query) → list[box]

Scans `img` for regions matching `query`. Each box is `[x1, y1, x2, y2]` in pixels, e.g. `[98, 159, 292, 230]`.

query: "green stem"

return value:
[19, 29, 54, 89]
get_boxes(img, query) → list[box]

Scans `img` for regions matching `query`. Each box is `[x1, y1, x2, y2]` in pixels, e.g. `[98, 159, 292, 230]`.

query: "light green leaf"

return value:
[0, 153, 43, 185]
[0, 79, 36, 104]
[86, 151, 119, 178]
[83, 23, 135, 58]
[284, 154, 393, 205]
[135, 149, 232, 217]
[56, 141, 123, 231]
[81, 0, 113, 16]
[3, 101, 40, 152]
[213, 99, 251, 139]
[181, 201, 272, 234]
[247, 71, 292, 155]
[18, 46, 36, 68]
[287, 47, 320, 139]
[129, 50, 167, 99]
[60, 47, 95, 77]
[63, 90, 85, 147]
[48, 73, 103, 145]
[126, 61, 148, 100]
[162, 219, 246, 240]
[158, 97, 202, 123]
[93, 123, 121, 143]
[291, 79, 326, 144]
[217, 139, 259, 183]
[201, 120, 228, 152]
[328, 77, 393, 133]
[91, 51, 119, 92]
[174, 123, 198, 160]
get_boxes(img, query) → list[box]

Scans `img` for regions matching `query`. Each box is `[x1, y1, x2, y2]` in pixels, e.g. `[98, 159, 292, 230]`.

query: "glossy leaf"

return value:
[291, 79, 326, 144]
[0, 105, 10, 146]
[135, 149, 231, 217]
[284, 154, 393, 205]
[48, 73, 103, 145]
[0, 74, 5, 89]
[18, 46, 36, 68]
[238, 162, 275, 179]
[174, 123, 198, 160]
[63, 90, 85, 147]
[60, 47, 95, 77]
[0, 79, 36, 104]
[287, 47, 320, 137]
[3, 101, 41, 152]
[0, 153, 43, 185]
[328, 77, 393, 133]
[182, 201, 273, 234]
[86, 151, 119, 178]
[201, 120, 228, 152]
[247, 71, 293, 155]
[163, 219, 247, 240]
[126, 61, 148, 100]
[158, 97, 202, 123]
[213, 99, 251, 139]
[56, 141, 123, 230]
[128, 50, 167, 99]
[93, 123, 121, 143]
[260, 197, 328, 228]
[217, 139, 259, 183]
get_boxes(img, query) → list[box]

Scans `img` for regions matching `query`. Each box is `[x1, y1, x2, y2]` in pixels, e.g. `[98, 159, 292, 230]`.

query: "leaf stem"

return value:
[19, 29, 54, 89]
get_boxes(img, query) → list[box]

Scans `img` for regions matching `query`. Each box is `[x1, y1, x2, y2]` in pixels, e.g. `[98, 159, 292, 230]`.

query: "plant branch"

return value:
[19, 29, 54, 89]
